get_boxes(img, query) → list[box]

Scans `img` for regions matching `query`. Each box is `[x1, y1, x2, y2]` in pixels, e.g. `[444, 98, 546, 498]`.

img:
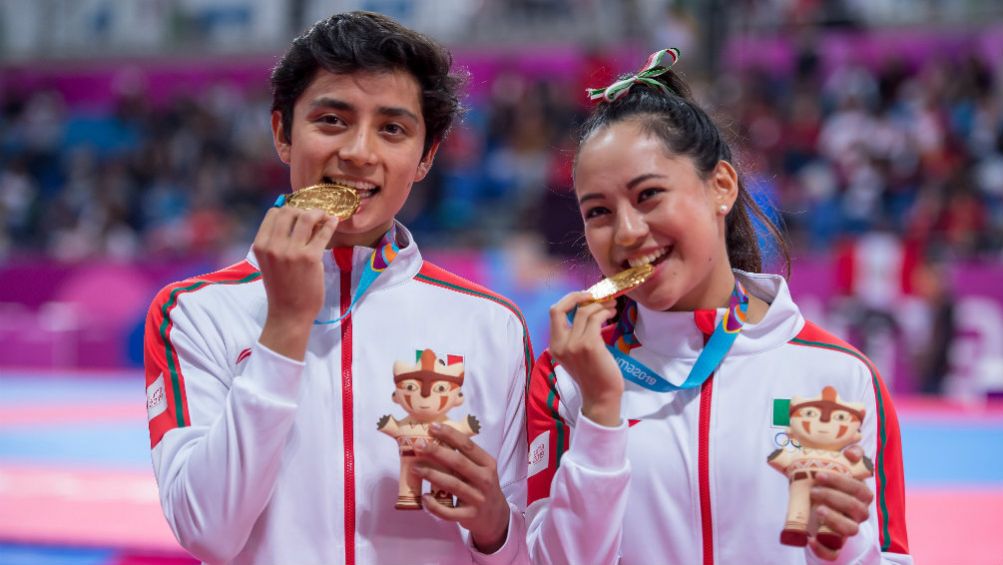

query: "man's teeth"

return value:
[627, 248, 668, 268]
[328, 179, 378, 195]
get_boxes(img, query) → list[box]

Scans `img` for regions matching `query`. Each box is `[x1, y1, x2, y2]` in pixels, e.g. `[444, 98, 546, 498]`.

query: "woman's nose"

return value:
[613, 208, 647, 247]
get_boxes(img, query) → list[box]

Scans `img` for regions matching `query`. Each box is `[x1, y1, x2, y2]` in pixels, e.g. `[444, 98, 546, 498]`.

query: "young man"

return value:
[144, 12, 532, 565]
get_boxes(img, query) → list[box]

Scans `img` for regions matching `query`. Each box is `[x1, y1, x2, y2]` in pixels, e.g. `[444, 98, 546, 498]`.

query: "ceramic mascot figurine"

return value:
[378, 348, 480, 510]
[767, 386, 873, 548]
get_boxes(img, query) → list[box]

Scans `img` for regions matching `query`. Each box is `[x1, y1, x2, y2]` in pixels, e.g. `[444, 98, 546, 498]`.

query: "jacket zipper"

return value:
[698, 376, 715, 565]
[335, 248, 356, 565]
[695, 310, 716, 565]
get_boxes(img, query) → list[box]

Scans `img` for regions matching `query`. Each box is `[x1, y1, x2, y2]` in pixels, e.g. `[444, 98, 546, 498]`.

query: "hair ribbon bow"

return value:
[586, 47, 681, 103]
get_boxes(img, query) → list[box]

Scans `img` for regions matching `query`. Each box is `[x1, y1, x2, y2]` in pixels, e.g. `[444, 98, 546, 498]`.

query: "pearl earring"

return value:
[719, 204, 729, 214]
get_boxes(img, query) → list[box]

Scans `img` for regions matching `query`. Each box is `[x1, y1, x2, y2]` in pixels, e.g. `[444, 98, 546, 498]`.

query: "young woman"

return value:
[525, 49, 910, 565]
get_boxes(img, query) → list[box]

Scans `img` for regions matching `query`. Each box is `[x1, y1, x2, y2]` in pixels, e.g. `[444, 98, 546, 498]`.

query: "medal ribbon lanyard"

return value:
[606, 280, 749, 392]
[313, 226, 400, 326]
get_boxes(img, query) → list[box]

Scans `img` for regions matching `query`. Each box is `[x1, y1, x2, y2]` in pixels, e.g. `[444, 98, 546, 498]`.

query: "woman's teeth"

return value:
[627, 247, 668, 269]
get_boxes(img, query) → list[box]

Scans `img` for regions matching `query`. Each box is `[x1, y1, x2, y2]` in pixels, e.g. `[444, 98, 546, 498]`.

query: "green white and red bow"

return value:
[586, 48, 681, 103]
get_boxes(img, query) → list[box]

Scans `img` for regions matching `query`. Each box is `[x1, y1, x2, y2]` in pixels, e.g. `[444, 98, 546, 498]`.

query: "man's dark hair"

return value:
[270, 11, 466, 157]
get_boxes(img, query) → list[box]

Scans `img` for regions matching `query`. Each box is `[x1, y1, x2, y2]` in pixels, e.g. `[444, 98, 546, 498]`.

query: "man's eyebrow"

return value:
[310, 97, 419, 123]
[378, 106, 420, 123]
[311, 97, 353, 112]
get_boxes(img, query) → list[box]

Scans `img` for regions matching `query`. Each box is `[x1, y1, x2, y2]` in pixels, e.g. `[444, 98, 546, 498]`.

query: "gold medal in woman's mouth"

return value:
[583, 263, 655, 303]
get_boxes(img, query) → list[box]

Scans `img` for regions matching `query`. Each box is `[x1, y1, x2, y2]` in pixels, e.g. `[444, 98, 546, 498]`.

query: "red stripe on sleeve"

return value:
[145, 283, 181, 448]
[868, 360, 910, 554]
[143, 261, 259, 449]
[793, 322, 910, 554]
[527, 351, 569, 505]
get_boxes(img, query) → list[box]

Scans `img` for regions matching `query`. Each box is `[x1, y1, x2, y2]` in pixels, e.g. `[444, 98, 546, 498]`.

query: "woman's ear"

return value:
[271, 110, 291, 164]
[710, 160, 739, 215]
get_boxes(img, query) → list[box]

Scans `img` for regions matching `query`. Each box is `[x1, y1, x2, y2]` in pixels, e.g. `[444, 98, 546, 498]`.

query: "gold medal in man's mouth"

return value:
[285, 182, 361, 219]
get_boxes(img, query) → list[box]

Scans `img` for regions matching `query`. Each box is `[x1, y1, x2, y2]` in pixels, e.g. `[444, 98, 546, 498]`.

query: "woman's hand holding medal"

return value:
[549, 265, 652, 427]
[549, 293, 622, 427]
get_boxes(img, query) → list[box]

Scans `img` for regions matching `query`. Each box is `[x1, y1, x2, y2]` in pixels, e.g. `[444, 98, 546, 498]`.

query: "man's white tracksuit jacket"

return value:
[145, 224, 532, 565]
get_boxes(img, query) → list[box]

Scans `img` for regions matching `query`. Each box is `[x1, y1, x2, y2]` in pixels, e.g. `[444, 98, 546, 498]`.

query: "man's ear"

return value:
[414, 141, 440, 182]
[271, 110, 291, 165]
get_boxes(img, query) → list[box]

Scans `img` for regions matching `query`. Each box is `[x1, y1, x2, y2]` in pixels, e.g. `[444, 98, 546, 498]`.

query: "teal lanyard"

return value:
[601, 280, 749, 392]
[313, 227, 400, 326]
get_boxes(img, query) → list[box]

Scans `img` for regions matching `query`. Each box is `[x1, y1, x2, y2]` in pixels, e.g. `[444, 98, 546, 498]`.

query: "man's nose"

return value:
[338, 128, 377, 166]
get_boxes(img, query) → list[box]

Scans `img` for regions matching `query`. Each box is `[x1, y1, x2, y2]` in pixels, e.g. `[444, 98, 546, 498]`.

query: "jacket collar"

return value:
[245, 220, 423, 293]
[633, 270, 804, 360]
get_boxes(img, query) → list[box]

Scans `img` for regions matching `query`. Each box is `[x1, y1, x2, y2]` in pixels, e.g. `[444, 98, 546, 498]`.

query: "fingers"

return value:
[812, 472, 873, 523]
[410, 430, 511, 552]
[411, 432, 491, 519]
[427, 424, 494, 468]
[412, 451, 511, 554]
[569, 300, 616, 343]
[414, 440, 481, 482]
[842, 444, 864, 463]
[419, 492, 475, 522]
[288, 208, 326, 245]
[253, 207, 279, 251]
[549, 291, 593, 348]
[412, 464, 484, 508]
[549, 291, 615, 364]
[557, 301, 615, 368]
[413, 426, 501, 505]
[267, 205, 299, 245]
[307, 214, 339, 252]
[414, 434, 496, 491]
[255, 206, 338, 259]
[808, 537, 839, 561]
[812, 503, 861, 539]
[808, 472, 873, 555]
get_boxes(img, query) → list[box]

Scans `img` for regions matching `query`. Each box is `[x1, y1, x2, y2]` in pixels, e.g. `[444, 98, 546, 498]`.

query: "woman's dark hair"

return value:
[576, 71, 789, 275]
[270, 11, 466, 158]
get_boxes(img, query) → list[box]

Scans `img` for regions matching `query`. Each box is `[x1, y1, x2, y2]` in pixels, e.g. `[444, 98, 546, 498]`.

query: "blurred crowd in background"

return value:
[2, 28, 1002, 265]
[0, 13, 998, 262]
[1, 0, 1002, 397]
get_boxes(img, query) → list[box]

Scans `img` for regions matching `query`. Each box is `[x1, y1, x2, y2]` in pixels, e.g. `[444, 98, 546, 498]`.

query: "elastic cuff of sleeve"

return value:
[240, 340, 305, 401]
[567, 410, 629, 472]
[468, 503, 525, 565]
[804, 525, 873, 565]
